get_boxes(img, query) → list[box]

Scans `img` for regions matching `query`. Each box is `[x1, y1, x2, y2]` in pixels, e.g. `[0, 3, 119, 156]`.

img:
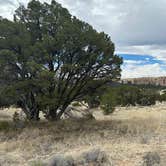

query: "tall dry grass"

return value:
[0, 103, 166, 165]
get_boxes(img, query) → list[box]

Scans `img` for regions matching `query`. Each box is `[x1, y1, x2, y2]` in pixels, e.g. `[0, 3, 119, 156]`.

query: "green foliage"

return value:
[86, 95, 100, 109]
[31, 160, 44, 166]
[0, 86, 16, 108]
[157, 90, 166, 102]
[0, 121, 10, 132]
[0, 0, 122, 120]
[100, 85, 161, 114]
[159, 94, 166, 102]
[116, 86, 140, 106]
[72, 102, 82, 107]
[137, 89, 157, 106]
[101, 88, 118, 114]
[83, 83, 108, 108]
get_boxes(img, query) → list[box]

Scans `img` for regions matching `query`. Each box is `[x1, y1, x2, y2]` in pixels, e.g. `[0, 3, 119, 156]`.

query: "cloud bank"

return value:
[0, 0, 166, 78]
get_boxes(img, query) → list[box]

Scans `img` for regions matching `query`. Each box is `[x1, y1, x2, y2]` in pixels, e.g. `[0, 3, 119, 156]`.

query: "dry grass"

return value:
[0, 103, 166, 166]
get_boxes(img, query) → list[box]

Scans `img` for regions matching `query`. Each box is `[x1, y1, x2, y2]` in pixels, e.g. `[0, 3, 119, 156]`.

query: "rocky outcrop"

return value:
[62, 105, 95, 120]
[121, 77, 166, 87]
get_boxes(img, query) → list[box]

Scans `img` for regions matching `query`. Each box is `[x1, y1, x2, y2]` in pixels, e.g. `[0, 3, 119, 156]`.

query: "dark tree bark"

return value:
[47, 109, 58, 121]
[17, 93, 40, 121]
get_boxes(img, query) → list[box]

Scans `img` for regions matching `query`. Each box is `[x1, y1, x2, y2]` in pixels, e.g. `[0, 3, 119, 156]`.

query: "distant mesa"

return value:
[121, 77, 166, 87]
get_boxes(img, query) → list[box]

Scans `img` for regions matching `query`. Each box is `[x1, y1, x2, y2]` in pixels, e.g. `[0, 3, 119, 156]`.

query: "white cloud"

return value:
[122, 63, 166, 78]
[116, 45, 166, 64]
[2, 0, 166, 45]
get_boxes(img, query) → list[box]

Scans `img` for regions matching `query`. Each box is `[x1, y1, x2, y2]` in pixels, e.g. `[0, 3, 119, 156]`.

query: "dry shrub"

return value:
[143, 152, 160, 166]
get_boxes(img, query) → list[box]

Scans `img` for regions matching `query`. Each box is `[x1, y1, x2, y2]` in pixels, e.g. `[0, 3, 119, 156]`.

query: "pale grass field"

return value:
[0, 103, 166, 166]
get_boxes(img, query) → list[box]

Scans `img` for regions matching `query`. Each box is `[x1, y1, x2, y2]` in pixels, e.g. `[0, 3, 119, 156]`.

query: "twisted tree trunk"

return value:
[18, 93, 40, 121]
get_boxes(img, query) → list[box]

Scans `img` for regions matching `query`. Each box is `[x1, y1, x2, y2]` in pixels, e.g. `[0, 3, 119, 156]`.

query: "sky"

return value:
[0, 0, 166, 78]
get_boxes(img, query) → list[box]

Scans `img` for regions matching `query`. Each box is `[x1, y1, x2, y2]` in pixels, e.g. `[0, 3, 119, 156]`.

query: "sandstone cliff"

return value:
[121, 77, 166, 86]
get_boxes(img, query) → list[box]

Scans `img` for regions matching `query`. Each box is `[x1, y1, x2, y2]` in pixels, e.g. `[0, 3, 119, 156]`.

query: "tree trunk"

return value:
[47, 104, 69, 121]
[47, 109, 59, 121]
[18, 101, 40, 121]
[30, 108, 40, 121]
[56, 104, 69, 120]
[19, 92, 40, 121]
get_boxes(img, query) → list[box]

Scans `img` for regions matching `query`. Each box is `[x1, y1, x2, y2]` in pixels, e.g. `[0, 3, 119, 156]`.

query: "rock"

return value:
[62, 106, 95, 120]
[47, 155, 74, 166]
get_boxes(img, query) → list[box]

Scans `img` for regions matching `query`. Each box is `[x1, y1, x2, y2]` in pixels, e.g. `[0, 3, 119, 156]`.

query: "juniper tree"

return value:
[0, 0, 122, 121]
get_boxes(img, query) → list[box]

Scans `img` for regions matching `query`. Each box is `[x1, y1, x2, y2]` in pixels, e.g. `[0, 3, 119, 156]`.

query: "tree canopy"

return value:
[0, 0, 122, 120]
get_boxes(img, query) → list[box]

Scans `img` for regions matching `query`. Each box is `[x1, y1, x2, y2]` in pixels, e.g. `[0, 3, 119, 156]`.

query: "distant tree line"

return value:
[86, 85, 166, 115]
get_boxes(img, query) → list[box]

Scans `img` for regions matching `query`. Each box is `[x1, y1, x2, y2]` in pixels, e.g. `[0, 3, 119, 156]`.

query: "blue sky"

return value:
[0, 0, 166, 78]
[118, 53, 166, 78]
[119, 54, 163, 65]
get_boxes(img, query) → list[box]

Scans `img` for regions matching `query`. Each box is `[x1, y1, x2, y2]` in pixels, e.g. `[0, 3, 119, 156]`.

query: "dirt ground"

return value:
[0, 103, 166, 166]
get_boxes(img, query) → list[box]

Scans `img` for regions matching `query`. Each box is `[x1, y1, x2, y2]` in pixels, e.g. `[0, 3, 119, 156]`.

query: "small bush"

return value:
[102, 105, 115, 115]
[100, 88, 118, 115]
